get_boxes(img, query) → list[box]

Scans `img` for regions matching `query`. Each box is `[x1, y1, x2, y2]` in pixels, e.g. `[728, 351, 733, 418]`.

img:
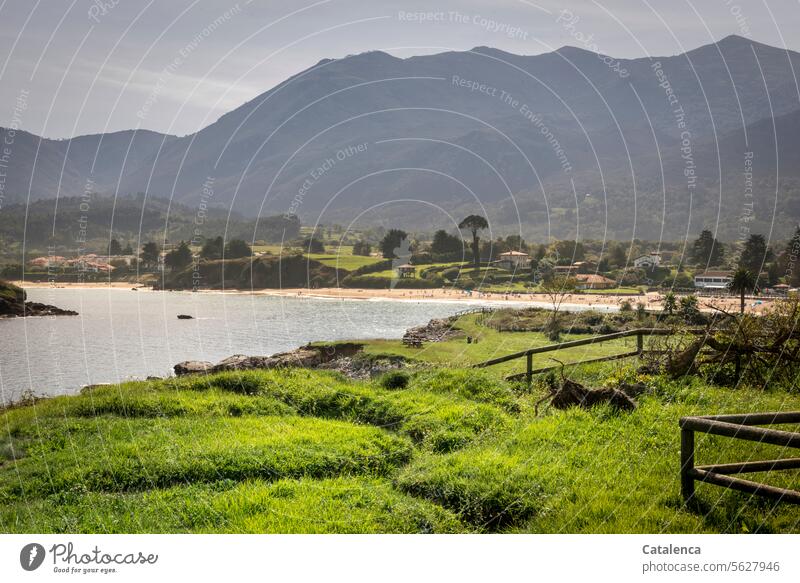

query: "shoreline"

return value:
[12, 281, 775, 314]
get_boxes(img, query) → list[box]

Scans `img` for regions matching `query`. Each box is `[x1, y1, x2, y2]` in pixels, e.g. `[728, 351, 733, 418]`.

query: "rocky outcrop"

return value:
[0, 280, 78, 318]
[173, 343, 367, 376]
[402, 317, 460, 345]
[317, 355, 408, 380]
[211, 349, 322, 372]
[173, 360, 213, 376]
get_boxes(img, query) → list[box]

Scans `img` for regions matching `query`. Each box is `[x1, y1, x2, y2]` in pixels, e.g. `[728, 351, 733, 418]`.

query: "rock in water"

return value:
[177, 314, 194, 319]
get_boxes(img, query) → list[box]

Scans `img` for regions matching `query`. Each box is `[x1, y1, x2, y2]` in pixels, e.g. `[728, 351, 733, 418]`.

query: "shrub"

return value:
[380, 371, 409, 390]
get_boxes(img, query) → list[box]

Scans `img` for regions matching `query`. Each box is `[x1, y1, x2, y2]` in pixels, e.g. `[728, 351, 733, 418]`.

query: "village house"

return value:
[552, 265, 578, 277]
[28, 256, 67, 268]
[495, 251, 531, 271]
[574, 273, 616, 290]
[694, 270, 732, 289]
[633, 253, 661, 269]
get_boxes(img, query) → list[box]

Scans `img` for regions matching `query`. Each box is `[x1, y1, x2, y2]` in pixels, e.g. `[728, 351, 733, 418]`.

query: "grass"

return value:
[166, 369, 511, 453]
[305, 253, 382, 271]
[397, 375, 800, 533]
[250, 243, 383, 272]
[4, 310, 800, 533]
[1, 477, 464, 534]
[1, 414, 412, 497]
[362, 312, 643, 378]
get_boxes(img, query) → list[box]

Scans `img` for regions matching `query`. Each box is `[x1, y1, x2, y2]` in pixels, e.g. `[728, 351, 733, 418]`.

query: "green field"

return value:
[250, 243, 383, 272]
[362, 312, 642, 377]
[3, 333, 800, 532]
[305, 253, 382, 271]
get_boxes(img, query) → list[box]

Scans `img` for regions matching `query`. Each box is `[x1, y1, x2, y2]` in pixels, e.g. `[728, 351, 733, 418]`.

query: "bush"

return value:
[380, 371, 410, 390]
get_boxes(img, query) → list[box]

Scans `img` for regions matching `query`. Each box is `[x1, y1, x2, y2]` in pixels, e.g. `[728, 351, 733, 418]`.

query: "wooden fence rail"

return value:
[679, 412, 800, 505]
[473, 328, 702, 382]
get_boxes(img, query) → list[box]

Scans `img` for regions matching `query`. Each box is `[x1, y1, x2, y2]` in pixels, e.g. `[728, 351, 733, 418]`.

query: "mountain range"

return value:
[3, 34, 800, 242]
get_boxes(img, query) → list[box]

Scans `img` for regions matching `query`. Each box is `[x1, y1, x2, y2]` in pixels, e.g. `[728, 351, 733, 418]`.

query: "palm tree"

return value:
[458, 215, 489, 272]
[727, 268, 757, 314]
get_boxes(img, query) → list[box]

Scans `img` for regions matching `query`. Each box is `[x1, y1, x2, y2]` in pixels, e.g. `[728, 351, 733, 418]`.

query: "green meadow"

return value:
[3, 356, 800, 533]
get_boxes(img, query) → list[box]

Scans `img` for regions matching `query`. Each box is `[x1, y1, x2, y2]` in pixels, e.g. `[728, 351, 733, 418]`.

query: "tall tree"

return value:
[201, 236, 224, 260]
[108, 238, 122, 256]
[164, 241, 193, 272]
[140, 242, 160, 269]
[690, 229, 724, 266]
[607, 242, 628, 268]
[738, 234, 772, 275]
[458, 215, 488, 271]
[225, 239, 253, 259]
[550, 240, 585, 263]
[430, 230, 463, 256]
[352, 240, 372, 256]
[379, 229, 408, 259]
[728, 268, 758, 314]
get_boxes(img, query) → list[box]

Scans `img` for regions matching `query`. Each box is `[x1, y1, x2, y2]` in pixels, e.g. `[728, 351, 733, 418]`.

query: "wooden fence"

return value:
[679, 412, 800, 505]
[473, 327, 685, 382]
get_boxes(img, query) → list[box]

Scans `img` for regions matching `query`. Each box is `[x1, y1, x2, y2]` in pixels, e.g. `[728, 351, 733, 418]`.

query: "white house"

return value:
[633, 253, 661, 269]
[694, 270, 732, 289]
[495, 251, 531, 271]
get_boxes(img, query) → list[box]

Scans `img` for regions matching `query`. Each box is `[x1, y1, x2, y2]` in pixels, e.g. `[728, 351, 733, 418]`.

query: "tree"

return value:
[690, 229, 724, 266]
[379, 229, 408, 259]
[608, 242, 628, 268]
[538, 275, 576, 341]
[662, 291, 677, 316]
[201, 236, 224, 260]
[739, 234, 771, 275]
[225, 239, 252, 259]
[109, 238, 122, 256]
[164, 241, 193, 271]
[504, 234, 529, 254]
[122, 244, 133, 255]
[430, 230, 463, 256]
[550, 240, 584, 263]
[679, 295, 701, 324]
[140, 242, 160, 269]
[728, 268, 758, 314]
[458, 215, 488, 272]
[352, 240, 372, 256]
[299, 237, 325, 254]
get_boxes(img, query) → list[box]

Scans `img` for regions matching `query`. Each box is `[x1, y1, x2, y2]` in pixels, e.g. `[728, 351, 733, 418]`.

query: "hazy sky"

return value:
[1, 0, 798, 138]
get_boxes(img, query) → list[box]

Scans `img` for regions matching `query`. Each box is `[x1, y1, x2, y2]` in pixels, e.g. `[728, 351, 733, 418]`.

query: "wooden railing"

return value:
[679, 412, 800, 505]
[473, 328, 695, 382]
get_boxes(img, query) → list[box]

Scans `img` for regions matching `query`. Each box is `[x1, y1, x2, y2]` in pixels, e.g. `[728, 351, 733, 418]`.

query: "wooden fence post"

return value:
[526, 352, 533, 385]
[680, 427, 695, 503]
[636, 331, 643, 356]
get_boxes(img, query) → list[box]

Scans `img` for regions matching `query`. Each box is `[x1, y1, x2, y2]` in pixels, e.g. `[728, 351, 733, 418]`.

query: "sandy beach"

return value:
[11, 281, 774, 314]
[11, 281, 148, 290]
[257, 287, 774, 314]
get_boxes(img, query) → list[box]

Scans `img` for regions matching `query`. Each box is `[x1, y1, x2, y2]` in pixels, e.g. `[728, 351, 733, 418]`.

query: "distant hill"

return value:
[3, 35, 800, 241]
[0, 195, 300, 254]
